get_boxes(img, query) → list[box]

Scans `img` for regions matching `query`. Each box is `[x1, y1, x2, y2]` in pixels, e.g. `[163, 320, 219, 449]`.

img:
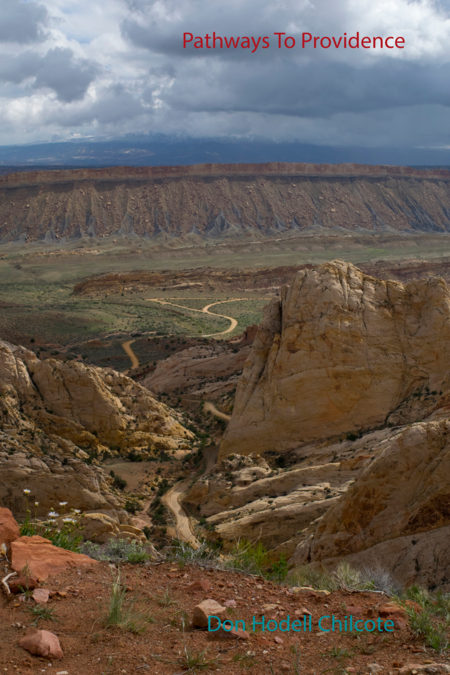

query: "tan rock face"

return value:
[220, 260, 450, 458]
[291, 416, 450, 588]
[27, 357, 191, 450]
[0, 452, 122, 520]
[142, 343, 250, 397]
[0, 337, 192, 520]
[10, 535, 98, 580]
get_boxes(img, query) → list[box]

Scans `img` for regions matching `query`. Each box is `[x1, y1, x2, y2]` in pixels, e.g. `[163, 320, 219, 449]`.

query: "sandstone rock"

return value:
[9, 575, 39, 594]
[291, 417, 450, 587]
[187, 579, 211, 593]
[211, 497, 339, 550]
[0, 453, 123, 520]
[223, 599, 236, 608]
[0, 338, 193, 525]
[142, 343, 250, 395]
[32, 588, 49, 604]
[11, 535, 98, 580]
[27, 357, 191, 450]
[193, 599, 227, 628]
[220, 261, 450, 457]
[19, 629, 64, 659]
[0, 507, 20, 551]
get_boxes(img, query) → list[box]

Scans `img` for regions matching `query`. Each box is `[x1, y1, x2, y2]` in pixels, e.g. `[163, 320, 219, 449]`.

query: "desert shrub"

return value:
[167, 538, 220, 569]
[105, 570, 154, 633]
[82, 539, 150, 564]
[227, 539, 269, 576]
[124, 498, 142, 515]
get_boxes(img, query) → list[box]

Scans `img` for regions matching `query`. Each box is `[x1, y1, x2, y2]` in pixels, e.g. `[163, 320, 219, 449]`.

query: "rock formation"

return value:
[0, 338, 192, 520]
[142, 342, 250, 397]
[2, 163, 450, 243]
[291, 413, 450, 589]
[219, 260, 450, 458]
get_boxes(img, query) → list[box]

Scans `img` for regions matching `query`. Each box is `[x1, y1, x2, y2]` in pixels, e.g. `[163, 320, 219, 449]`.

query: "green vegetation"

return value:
[19, 515, 82, 553]
[26, 605, 59, 625]
[398, 586, 450, 653]
[105, 570, 154, 633]
[81, 539, 151, 564]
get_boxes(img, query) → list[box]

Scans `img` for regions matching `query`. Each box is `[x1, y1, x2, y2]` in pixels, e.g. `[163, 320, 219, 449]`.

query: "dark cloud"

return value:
[0, 0, 49, 44]
[162, 59, 450, 118]
[33, 48, 99, 102]
[0, 47, 99, 102]
[48, 82, 147, 127]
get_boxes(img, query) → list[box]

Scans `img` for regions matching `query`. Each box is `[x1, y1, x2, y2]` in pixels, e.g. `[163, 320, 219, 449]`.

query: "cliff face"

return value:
[2, 162, 450, 243]
[219, 260, 450, 458]
[291, 414, 450, 589]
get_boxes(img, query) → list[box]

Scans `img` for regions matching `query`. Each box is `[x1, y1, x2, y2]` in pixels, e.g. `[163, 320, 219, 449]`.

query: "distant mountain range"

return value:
[0, 134, 450, 170]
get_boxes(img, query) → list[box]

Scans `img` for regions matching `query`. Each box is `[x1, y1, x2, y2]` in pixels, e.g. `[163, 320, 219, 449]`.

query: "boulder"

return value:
[9, 575, 39, 594]
[219, 261, 450, 457]
[0, 507, 20, 551]
[19, 630, 63, 659]
[193, 599, 227, 629]
[10, 535, 98, 580]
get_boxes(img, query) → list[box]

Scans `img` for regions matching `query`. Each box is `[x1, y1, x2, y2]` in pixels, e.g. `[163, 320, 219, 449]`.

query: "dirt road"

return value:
[122, 339, 139, 370]
[162, 479, 200, 549]
[204, 401, 231, 422]
[146, 298, 245, 337]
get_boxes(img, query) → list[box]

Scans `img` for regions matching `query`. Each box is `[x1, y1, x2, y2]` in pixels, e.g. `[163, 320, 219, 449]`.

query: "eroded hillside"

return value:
[2, 162, 450, 243]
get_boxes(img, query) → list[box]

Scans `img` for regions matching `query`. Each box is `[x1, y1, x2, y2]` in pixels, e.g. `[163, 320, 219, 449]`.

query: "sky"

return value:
[0, 0, 450, 149]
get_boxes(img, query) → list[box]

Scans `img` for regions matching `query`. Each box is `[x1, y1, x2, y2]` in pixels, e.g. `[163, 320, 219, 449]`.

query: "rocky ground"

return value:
[2, 550, 450, 675]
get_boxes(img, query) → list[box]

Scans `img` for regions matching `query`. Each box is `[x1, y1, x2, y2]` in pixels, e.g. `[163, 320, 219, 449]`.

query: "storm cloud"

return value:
[1, 0, 450, 149]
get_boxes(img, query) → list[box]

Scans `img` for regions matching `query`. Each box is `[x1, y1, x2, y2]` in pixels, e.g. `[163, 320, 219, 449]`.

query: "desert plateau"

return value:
[3, 164, 450, 674]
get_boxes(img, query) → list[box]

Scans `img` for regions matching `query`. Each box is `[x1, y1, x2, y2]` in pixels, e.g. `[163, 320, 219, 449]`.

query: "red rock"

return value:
[274, 636, 284, 645]
[193, 599, 227, 629]
[19, 630, 64, 659]
[32, 589, 50, 604]
[8, 575, 39, 594]
[10, 535, 98, 580]
[209, 626, 250, 640]
[187, 579, 211, 592]
[223, 599, 237, 608]
[0, 507, 20, 552]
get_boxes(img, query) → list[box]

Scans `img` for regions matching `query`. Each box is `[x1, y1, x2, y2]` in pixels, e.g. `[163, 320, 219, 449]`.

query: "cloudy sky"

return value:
[0, 0, 450, 148]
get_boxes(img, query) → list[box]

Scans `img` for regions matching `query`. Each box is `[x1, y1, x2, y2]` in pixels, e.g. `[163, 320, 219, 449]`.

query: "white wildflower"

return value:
[48, 511, 59, 518]
[35, 502, 39, 506]
[59, 502, 68, 506]
[23, 489, 31, 495]
[62, 517, 77, 524]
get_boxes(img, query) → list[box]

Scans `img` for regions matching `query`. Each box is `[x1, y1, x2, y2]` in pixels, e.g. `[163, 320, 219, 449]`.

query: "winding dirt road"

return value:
[162, 479, 200, 549]
[204, 401, 231, 422]
[146, 298, 245, 337]
[122, 339, 139, 370]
